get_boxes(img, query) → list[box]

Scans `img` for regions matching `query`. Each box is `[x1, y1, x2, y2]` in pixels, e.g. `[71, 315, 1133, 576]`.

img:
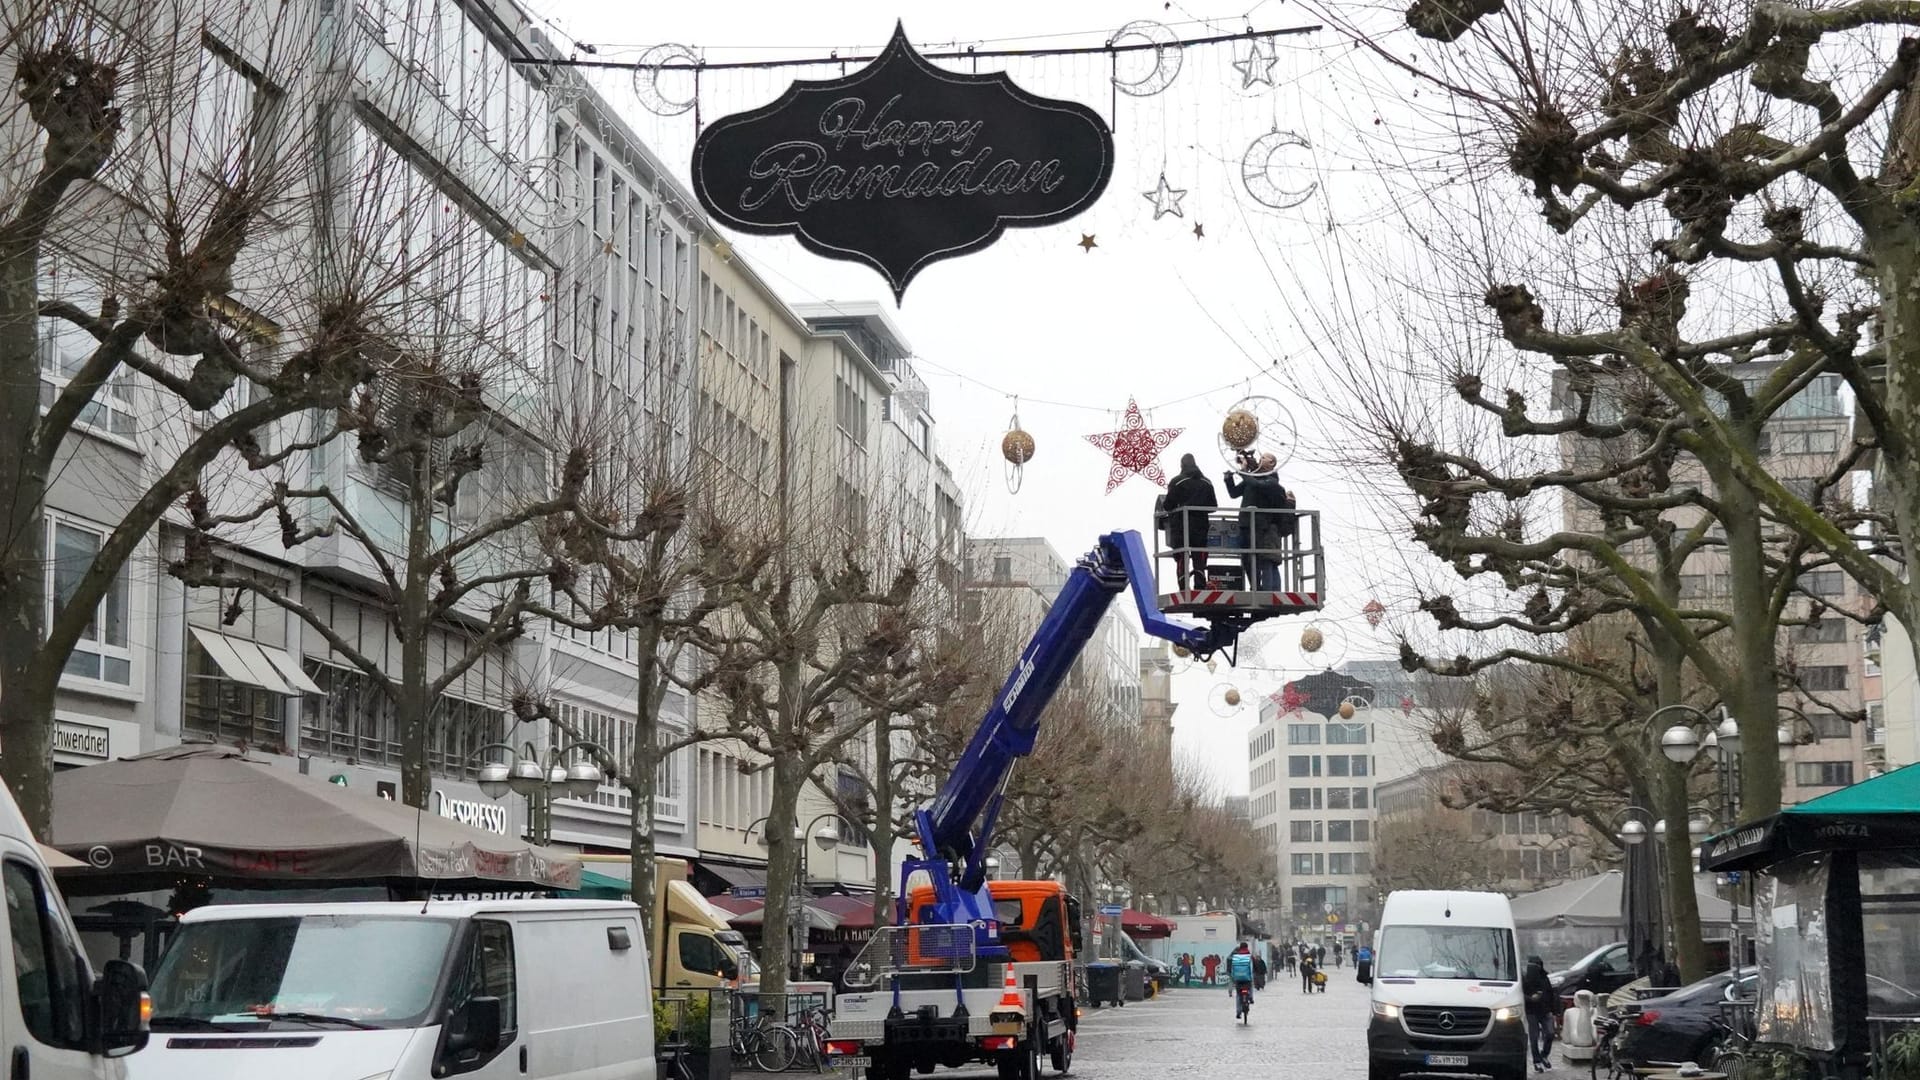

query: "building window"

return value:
[1329, 853, 1356, 875]
[1287, 724, 1320, 745]
[1325, 722, 1367, 745]
[835, 768, 870, 847]
[1352, 787, 1370, 809]
[38, 322, 138, 443]
[1795, 761, 1854, 788]
[1328, 756, 1349, 777]
[1799, 571, 1846, 598]
[184, 639, 286, 748]
[1289, 787, 1321, 811]
[1288, 755, 1320, 778]
[1290, 820, 1315, 842]
[48, 517, 131, 685]
[1354, 820, 1371, 842]
[1328, 820, 1353, 842]
[1800, 665, 1849, 691]
[1809, 713, 1852, 739]
[1290, 854, 1315, 875]
[1327, 788, 1350, 810]
[1795, 618, 1849, 643]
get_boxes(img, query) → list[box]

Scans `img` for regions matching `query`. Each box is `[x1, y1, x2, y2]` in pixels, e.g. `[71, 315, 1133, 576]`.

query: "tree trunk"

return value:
[1652, 755, 1707, 982]
[759, 750, 804, 997]
[629, 624, 665, 943]
[0, 238, 53, 836]
[1714, 472, 1783, 818]
[398, 455, 435, 809]
[868, 709, 895, 929]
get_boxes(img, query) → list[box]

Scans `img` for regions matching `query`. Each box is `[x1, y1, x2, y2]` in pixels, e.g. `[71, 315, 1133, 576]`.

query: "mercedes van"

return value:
[0, 779, 149, 1078]
[131, 899, 651, 1080]
[1361, 891, 1527, 1080]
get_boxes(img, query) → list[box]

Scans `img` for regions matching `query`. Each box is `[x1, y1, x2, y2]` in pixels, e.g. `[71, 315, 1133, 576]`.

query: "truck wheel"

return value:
[1049, 1033, 1073, 1075]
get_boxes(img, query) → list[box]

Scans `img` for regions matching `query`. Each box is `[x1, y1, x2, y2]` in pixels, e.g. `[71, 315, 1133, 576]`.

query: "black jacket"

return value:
[1161, 467, 1217, 548]
[1523, 962, 1554, 1014]
[1223, 471, 1294, 546]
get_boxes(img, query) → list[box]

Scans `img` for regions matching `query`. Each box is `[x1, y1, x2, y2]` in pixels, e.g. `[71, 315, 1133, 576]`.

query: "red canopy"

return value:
[811, 893, 880, 930]
[1121, 909, 1175, 938]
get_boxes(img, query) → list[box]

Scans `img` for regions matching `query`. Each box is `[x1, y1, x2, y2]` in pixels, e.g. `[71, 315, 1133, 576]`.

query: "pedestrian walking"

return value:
[1160, 453, 1217, 589]
[1202, 953, 1220, 986]
[1316, 944, 1327, 966]
[1354, 944, 1373, 984]
[1300, 955, 1317, 993]
[1178, 953, 1192, 986]
[1334, 941, 1345, 969]
[1284, 948, 1296, 975]
[1523, 955, 1556, 1072]
[1252, 953, 1267, 991]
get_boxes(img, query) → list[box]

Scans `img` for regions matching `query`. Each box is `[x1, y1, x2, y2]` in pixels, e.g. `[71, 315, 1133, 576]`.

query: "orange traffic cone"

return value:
[997, 965, 1024, 1011]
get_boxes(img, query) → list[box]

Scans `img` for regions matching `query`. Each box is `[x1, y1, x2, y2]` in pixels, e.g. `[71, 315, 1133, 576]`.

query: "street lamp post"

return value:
[475, 740, 609, 846]
[745, 814, 843, 981]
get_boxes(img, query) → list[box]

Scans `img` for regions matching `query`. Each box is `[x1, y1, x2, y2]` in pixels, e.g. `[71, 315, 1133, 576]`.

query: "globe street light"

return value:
[1619, 818, 1649, 846]
[475, 739, 612, 844]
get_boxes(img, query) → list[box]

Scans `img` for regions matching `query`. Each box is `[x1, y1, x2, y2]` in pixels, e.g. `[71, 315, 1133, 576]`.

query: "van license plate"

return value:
[833, 1056, 871, 1068]
[1425, 1055, 1470, 1067]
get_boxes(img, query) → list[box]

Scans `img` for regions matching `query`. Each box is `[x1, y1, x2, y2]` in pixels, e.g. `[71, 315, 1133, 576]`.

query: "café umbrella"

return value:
[50, 745, 580, 893]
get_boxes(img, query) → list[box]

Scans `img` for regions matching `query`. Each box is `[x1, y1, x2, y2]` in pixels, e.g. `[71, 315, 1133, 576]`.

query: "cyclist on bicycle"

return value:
[1228, 943, 1256, 1018]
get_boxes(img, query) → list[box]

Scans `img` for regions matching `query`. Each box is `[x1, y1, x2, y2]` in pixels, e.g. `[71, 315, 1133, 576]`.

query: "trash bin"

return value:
[1085, 962, 1123, 1008]
[1122, 962, 1147, 1002]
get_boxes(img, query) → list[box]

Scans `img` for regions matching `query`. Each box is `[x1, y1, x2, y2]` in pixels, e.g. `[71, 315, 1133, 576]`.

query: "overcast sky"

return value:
[531, 1, 1445, 793]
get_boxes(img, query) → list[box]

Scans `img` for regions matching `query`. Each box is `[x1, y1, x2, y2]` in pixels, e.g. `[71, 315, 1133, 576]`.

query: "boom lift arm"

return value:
[902, 529, 1261, 950]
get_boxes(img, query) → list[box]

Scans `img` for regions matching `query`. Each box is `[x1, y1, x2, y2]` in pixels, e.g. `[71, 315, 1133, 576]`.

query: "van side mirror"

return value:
[93, 958, 150, 1057]
[446, 996, 504, 1057]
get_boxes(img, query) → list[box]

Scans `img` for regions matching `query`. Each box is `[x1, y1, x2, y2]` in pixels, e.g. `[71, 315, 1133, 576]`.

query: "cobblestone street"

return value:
[1049, 976, 1586, 1080]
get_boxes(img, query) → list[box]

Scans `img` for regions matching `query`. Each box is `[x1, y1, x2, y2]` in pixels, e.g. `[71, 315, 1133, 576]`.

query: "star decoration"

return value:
[1078, 234, 1098, 252]
[1270, 683, 1308, 716]
[1142, 173, 1188, 220]
[1083, 398, 1183, 493]
[1233, 38, 1279, 89]
[1193, 222, 1205, 239]
[1363, 599, 1386, 628]
[1400, 696, 1417, 716]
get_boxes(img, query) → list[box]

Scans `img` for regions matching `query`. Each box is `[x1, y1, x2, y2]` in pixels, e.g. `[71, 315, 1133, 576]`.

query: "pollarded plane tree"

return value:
[1317, 0, 1920, 773]
[0, 0, 399, 831]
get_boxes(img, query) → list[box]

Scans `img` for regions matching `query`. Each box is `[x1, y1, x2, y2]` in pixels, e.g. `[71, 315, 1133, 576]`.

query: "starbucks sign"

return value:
[691, 23, 1114, 301]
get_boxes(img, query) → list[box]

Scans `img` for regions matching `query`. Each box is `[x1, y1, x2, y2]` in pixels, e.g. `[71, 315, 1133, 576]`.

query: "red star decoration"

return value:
[1363, 599, 1386, 628]
[1400, 696, 1416, 715]
[1270, 683, 1308, 716]
[1084, 398, 1183, 494]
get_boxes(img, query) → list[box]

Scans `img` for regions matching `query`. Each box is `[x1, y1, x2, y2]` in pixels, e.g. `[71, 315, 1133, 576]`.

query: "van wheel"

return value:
[1050, 1034, 1073, 1075]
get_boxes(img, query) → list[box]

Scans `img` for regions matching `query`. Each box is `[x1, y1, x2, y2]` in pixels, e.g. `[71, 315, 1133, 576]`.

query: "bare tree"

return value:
[0, 0, 385, 831]
[1372, 815, 1501, 893]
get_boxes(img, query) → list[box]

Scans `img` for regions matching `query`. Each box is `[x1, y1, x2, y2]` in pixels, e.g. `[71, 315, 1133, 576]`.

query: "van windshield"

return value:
[149, 915, 455, 1029]
[1377, 924, 1516, 981]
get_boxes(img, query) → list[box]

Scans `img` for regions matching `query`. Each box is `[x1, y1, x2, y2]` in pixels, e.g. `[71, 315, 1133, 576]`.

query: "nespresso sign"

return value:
[691, 23, 1114, 300]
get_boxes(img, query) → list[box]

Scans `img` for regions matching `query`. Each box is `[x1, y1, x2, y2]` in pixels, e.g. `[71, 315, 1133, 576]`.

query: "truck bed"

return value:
[831, 961, 1070, 1041]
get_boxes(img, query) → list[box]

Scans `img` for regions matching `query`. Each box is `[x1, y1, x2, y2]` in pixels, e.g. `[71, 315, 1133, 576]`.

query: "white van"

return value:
[130, 900, 653, 1080]
[1361, 891, 1527, 1080]
[0, 780, 149, 1080]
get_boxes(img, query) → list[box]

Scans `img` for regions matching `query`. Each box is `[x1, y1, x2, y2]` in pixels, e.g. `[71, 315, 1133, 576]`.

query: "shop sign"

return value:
[690, 23, 1113, 301]
[433, 789, 509, 835]
[52, 720, 110, 759]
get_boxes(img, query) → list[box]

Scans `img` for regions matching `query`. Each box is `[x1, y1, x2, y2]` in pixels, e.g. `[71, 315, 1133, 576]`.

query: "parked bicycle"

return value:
[731, 1009, 797, 1072]
[783, 1003, 832, 1071]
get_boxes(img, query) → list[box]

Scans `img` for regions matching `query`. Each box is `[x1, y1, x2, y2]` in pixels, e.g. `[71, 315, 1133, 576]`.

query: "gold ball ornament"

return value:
[1222, 409, 1260, 450]
[1301, 627, 1325, 653]
[1001, 428, 1036, 465]
[1225, 688, 1242, 706]
[1338, 701, 1356, 720]
[1172, 645, 1191, 658]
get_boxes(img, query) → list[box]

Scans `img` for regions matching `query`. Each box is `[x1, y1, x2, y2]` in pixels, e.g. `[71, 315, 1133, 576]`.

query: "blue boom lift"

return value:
[830, 513, 1322, 1080]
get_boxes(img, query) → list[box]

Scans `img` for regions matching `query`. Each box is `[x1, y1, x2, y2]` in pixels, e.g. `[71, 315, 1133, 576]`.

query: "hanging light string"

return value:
[513, 24, 1320, 73]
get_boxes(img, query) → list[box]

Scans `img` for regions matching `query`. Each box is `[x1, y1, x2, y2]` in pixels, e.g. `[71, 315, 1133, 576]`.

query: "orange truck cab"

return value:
[906, 880, 1083, 963]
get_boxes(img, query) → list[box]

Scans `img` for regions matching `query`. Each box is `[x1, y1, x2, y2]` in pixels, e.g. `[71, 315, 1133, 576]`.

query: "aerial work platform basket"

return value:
[1151, 507, 1324, 618]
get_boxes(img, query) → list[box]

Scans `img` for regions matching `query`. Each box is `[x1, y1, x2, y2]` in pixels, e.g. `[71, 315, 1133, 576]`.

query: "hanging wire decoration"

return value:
[544, 68, 589, 112]
[1084, 398, 1182, 494]
[1231, 36, 1279, 90]
[521, 158, 584, 232]
[632, 44, 700, 115]
[1001, 408, 1036, 494]
[1210, 684, 1244, 716]
[1362, 599, 1387, 629]
[1142, 172, 1188, 220]
[1107, 20, 1183, 96]
[1215, 395, 1297, 475]
[1242, 128, 1318, 210]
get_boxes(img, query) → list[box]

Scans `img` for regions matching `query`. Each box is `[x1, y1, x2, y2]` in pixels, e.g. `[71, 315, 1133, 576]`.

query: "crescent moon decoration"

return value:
[1242, 129, 1318, 210]
[521, 158, 584, 232]
[632, 44, 699, 116]
[1109, 20, 1183, 97]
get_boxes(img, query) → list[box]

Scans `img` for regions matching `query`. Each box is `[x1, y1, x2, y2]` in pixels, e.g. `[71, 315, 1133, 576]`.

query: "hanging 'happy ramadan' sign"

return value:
[690, 24, 1115, 301]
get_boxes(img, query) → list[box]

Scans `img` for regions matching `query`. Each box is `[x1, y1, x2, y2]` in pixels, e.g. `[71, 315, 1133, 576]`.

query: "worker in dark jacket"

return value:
[1523, 955, 1556, 1071]
[1224, 452, 1291, 590]
[1161, 454, 1217, 588]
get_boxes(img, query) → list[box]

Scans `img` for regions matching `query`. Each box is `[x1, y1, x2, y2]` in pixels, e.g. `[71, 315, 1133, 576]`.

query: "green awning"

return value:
[569, 868, 632, 899]
[1785, 761, 1920, 816]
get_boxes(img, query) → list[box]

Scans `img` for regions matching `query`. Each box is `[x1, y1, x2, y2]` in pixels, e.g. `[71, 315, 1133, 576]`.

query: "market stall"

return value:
[1700, 762, 1920, 1077]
